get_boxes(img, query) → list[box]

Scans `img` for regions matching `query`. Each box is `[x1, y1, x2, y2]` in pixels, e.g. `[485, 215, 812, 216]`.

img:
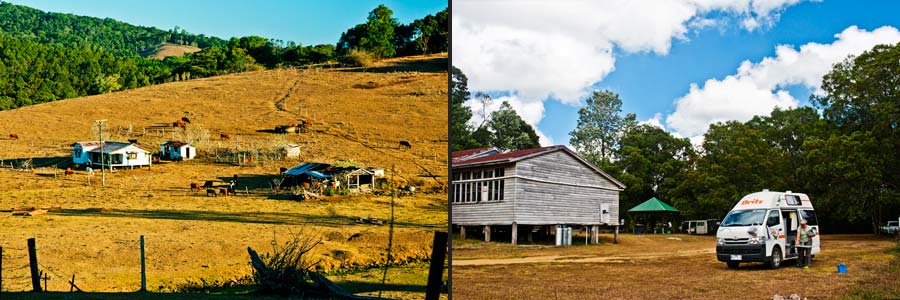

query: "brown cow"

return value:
[206, 189, 218, 197]
[219, 188, 228, 197]
[220, 133, 231, 140]
[9, 133, 19, 140]
[173, 120, 186, 128]
[190, 182, 201, 192]
[64, 168, 74, 176]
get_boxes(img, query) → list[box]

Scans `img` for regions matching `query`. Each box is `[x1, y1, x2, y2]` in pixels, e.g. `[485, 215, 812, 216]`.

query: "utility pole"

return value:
[95, 120, 107, 188]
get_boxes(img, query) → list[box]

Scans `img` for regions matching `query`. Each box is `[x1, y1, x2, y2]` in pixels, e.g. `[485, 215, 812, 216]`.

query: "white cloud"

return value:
[665, 25, 900, 139]
[641, 113, 666, 130]
[453, 0, 809, 146]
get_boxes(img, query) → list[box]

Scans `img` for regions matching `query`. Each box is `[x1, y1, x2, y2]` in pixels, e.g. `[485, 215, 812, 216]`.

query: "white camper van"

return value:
[715, 190, 820, 269]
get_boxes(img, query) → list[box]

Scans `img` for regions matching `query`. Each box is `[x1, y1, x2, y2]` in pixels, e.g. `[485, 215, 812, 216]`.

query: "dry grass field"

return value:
[0, 54, 448, 299]
[145, 43, 202, 60]
[452, 234, 900, 300]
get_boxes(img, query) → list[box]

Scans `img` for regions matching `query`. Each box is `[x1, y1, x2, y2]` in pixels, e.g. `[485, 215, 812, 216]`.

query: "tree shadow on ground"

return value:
[54, 208, 443, 229]
[1, 156, 72, 169]
[338, 281, 427, 294]
[338, 57, 447, 74]
[0, 291, 294, 300]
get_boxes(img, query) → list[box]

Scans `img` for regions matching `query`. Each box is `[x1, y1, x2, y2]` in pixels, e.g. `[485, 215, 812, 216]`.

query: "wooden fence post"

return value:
[425, 231, 448, 300]
[28, 238, 41, 292]
[140, 235, 146, 292]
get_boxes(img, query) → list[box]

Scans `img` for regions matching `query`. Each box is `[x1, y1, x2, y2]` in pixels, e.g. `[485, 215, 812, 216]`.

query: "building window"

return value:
[127, 152, 138, 160]
[74, 148, 83, 158]
[451, 166, 506, 204]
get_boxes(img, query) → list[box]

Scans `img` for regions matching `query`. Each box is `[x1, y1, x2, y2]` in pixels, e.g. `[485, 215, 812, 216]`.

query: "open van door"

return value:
[801, 209, 820, 254]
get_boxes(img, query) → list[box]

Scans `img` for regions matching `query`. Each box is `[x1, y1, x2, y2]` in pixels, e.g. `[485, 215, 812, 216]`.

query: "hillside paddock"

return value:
[0, 54, 449, 299]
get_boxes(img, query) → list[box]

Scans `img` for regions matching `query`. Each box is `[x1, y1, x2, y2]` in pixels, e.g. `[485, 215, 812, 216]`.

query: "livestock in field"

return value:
[399, 140, 411, 149]
[206, 189, 217, 197]
[181, 117, 191, 124]
[219, 188, 228, 196]
[9, 133, 19, 140]
[220, 133, 231, 140]
[173, 120, 186, 128]
[202, 180, 215, 188]
[190, 182, 201, 192]
[64, 168, 74, 176]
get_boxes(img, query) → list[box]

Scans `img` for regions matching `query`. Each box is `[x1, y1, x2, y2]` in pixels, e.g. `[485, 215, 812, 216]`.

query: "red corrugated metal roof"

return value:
[451, 147, 495, 159]
[453, 145, 563, 166]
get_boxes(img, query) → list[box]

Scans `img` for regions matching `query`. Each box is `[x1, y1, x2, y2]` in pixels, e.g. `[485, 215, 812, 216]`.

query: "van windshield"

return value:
[721, 209, 767, 227]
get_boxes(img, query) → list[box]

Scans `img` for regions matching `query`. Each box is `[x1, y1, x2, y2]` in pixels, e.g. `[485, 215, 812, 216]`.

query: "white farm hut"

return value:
[72, 141, 152, 169]
[280, 144, 301, 159]
[160, 141, 196, 161]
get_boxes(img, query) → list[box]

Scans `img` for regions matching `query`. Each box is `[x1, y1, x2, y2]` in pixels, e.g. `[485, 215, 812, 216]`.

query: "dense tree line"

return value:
[0, 2, 225, 57]
[0, 34, 164, 110]
[451, 43, 900, 233]
[0, 3, 448, 111]
[337, 5, 448, 58]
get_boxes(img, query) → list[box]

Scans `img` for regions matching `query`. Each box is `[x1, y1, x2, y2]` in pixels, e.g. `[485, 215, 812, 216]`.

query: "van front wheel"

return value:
[727, 261, 740, 269]
[768, 247, 782, 269]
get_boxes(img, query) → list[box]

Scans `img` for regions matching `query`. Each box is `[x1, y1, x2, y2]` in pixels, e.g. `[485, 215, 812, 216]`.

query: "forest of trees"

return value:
[0, 2, 448, 111]
[452, 42, 900, 233]
[0, 2, 225, 56]
[451, 66, 541, 152]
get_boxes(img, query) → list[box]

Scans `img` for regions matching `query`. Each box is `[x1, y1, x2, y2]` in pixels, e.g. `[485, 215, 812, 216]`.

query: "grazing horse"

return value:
[9, 133, 19, 140]
[64, 168, 75, 176]
[220, 133, 230, 140]
[190, 182, 201, 192]
[399, 140, 411, 149]
[206, 189, 218, 197]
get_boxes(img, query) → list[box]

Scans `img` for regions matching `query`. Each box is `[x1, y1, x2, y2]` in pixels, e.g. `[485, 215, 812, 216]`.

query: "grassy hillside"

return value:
[144, 43, 202, 60]
[0, 54, 448, 299]
[0, 2, 225, 56]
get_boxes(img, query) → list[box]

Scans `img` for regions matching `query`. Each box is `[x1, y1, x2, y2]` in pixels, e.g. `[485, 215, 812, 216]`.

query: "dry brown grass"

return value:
[146, 43, 201, 60]
[0, 54, 448, 299]
[452, 234, 898, 300]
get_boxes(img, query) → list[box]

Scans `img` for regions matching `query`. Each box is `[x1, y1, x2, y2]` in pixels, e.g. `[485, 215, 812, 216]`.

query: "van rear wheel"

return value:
[727, 261, 740, 269]
[768, 247, 782, 269]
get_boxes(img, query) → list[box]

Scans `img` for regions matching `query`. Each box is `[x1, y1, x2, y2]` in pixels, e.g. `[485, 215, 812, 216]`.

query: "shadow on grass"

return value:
[2, 156, 72, 169]
[338, 281, 426, 294]
[0, 291, 286, 300]
[339, 57, 447, 74]
[54, 208, 443, 229]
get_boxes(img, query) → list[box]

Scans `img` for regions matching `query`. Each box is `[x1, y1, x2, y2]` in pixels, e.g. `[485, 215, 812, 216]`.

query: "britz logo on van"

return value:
[740, 199, 764, 205]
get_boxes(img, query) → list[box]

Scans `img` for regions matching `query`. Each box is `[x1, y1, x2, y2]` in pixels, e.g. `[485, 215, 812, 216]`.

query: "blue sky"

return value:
[453, 0, 900, 146]
[6, 0, 447, 46]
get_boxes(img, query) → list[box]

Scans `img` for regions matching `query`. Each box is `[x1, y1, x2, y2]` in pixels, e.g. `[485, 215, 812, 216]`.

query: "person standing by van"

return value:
[795, 219, 817, 268]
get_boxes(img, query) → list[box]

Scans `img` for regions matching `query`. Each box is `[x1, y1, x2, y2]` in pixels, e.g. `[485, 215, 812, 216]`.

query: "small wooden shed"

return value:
[160, 141, 196, 160]
[280, 144, 301, 159]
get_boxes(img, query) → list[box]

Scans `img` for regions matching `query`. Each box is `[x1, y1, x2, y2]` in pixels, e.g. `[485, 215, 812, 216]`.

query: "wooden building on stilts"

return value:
[451, 146, 626, 245]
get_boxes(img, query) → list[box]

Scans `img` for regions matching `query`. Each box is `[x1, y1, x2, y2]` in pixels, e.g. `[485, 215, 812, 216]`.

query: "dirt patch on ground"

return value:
[452, 234, 897, 300]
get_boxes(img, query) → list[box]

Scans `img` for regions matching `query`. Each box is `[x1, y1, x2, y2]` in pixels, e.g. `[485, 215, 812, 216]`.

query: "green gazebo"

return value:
[627, 197, 679, 234]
